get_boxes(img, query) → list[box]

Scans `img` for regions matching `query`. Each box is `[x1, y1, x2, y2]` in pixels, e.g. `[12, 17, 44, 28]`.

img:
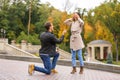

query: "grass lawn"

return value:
[112, 61, 120, 65]
[102, 60, 120, 65]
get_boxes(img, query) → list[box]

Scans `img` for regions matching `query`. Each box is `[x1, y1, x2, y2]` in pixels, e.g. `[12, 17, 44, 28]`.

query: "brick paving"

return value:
[0, 59, 120, 80]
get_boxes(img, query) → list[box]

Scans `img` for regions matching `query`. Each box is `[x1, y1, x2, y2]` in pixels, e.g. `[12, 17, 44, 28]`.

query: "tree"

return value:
[85, 10, 97, 40]
[47, 9, 61, 37]
[107, 53, 113, 64]
[58, 12, 70, 43]
[35, 3, 53, 34]
[25, 0, 40, 35]
[94, 1, 120, 62]
[0, 0, 10, 32]
[84, 23, 94, 43]
[7, 0, 26, 37]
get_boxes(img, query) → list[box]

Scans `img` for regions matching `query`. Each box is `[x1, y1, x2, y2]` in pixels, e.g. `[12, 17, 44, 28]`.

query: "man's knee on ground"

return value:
[46, 71, 51, 75]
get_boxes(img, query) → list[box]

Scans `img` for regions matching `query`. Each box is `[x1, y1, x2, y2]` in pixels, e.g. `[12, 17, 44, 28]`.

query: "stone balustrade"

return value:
[4, 43, 37, 57]
[11, 40, 71, 59]
[84, 61, 120, 73]
[0, 39, 71, 59]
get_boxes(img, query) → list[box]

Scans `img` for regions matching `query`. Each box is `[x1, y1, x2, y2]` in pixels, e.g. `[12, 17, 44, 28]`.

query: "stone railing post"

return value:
[21, 40, 27, 50]
[11, 40, 16, 46]
[28, 43, 32, 51]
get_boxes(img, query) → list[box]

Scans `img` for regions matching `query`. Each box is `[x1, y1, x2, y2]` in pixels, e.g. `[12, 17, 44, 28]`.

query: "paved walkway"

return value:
[0, 59, 120, 80]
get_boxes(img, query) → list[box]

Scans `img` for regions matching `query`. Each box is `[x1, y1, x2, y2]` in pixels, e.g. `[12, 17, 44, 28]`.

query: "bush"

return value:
[16, 31, 40, 45]
[107, 53, 113, 64]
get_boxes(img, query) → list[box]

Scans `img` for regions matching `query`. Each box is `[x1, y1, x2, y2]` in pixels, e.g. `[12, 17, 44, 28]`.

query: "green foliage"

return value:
[28, 33, 40, 45]
[16, 31, 28, 43]
[7, 31, 16, 40]
[58, 43, 70, 52]
[16, 31, 40, 45]
[35, 3, 53, 34]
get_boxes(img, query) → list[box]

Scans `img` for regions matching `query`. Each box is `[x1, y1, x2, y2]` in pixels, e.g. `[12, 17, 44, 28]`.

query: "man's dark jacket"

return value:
[39, 31, 64, 56]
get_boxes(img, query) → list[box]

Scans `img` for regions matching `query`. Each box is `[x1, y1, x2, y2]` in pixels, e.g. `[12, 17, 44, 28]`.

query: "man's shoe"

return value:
[51, 69, 58, 73]
[28, 64, 34, 75]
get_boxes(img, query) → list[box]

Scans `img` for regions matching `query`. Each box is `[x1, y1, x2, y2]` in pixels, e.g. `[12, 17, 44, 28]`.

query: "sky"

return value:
[40, 0, 106, 12]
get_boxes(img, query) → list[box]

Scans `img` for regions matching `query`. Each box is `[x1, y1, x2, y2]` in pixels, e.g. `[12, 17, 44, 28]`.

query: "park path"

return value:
[0, 59, 120, 80]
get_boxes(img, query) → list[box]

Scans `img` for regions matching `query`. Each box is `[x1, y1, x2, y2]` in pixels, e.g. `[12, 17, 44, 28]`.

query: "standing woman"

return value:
[64, 12, 85, 74]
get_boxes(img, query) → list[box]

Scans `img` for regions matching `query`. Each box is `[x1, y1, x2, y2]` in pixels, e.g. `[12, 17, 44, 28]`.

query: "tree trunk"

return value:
[113, 34, 119, 62]
[28, 1, 32, 36]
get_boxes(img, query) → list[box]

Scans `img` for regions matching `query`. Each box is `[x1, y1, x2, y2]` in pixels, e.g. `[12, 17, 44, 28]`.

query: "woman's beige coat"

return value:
[64, 18, 85, 51]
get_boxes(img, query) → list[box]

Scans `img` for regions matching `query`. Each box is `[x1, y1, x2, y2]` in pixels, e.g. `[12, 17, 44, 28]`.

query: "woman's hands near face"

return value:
[72, 13, 80, 21]
[74, 13, 80, 19]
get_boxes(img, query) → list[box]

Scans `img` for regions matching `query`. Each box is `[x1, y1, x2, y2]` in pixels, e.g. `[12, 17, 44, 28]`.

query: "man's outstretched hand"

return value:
[62, 30, 67, 35]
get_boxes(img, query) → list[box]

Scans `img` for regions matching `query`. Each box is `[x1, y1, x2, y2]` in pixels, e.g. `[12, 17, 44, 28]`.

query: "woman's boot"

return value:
[71, 67, 76, 74]
[79, 66, 83, 74]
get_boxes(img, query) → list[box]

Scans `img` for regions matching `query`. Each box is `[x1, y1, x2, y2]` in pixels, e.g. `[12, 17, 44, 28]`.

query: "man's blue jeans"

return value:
[34, 53, 59, 74]
[71, 49, 84, 67]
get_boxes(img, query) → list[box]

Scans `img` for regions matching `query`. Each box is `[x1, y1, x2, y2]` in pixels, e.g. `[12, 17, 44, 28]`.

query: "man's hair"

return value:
[44, 22, 51, 31]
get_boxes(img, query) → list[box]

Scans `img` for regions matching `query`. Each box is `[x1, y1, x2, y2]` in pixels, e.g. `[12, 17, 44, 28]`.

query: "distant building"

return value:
[87, 40, 112, 61]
